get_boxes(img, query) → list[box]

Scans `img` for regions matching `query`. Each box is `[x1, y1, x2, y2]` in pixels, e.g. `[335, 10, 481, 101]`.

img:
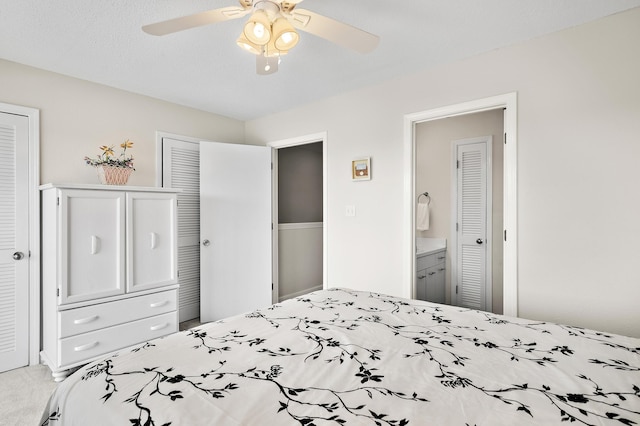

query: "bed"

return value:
[40, 288, 640, 425]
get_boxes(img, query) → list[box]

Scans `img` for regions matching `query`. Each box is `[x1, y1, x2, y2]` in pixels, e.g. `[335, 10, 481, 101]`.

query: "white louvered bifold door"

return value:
[163, 138, 200, 322]
[455, 140, 489, 311]
[0, 112, 29, 373]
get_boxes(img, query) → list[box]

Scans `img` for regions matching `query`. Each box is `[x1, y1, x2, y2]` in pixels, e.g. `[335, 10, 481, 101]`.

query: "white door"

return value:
[162, 138, 200, 322]
[0, 112, 29, 372]
[200, 142, 272, 322]
[452, 137, 492, 311]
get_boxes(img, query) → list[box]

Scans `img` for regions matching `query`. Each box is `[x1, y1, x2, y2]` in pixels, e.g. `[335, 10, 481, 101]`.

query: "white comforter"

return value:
[41, 288, 640, 425]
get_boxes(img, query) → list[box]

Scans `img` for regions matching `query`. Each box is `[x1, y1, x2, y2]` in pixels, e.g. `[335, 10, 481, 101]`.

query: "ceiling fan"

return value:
[142, 0, 379, 75]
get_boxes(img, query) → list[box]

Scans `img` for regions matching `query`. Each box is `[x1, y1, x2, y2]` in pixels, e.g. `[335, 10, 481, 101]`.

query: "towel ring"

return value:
[418, 192, 431, 206]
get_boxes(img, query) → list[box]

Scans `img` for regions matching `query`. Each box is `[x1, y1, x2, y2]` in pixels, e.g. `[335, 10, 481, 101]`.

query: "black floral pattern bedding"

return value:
[41, 288, 640, 425]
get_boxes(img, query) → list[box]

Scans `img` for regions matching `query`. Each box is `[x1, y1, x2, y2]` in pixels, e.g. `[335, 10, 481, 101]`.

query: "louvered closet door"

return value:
[0, 112, 29, 373]
[455, 138, 491, 311]
[163, 138, 200, 322]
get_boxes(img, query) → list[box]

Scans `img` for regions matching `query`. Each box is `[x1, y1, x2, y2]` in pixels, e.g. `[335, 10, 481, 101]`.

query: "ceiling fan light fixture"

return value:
[244, 10, 271, 45]
[263, 37, 288, 57]
[236, 33, 261, 55]
[272, 17, 299, 51]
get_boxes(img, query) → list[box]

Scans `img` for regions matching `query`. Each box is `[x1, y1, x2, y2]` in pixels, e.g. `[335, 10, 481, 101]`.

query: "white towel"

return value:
[416, 202, 430, 231]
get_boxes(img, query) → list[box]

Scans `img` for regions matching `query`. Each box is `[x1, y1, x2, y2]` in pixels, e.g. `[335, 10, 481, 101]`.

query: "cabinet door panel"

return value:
[425, 265, 446, 304]
[61, 190, 125, 304]
[127, 193, 177, 292]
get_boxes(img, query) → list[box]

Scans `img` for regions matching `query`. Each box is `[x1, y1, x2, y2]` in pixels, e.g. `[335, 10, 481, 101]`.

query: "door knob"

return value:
[202, 239, 211, 247]
[13, 252, 24, 260]
[476, 239, 483, 245]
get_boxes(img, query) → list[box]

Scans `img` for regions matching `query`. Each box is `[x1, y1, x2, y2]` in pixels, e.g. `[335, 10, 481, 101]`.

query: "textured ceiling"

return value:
[2, 0, 640, 120]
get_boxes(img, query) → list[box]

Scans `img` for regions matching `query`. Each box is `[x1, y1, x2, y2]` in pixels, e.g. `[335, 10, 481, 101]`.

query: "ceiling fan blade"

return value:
[289, 9, 379, 54]
[142, 6, 250, 36]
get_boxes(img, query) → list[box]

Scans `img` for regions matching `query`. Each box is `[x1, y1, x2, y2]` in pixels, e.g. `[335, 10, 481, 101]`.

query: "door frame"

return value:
[267, 132, 328, 304]
[451, 136, 493, 310]
[0, 102, 41, 365]
[403, 93, 518, 316]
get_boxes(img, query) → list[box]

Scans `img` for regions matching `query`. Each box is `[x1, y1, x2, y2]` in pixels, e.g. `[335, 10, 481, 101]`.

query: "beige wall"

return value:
[278, 225, 323, 301]
[278, 142, 323, 223]
[0, 59, 245, 186]
[246, 8, 640, 337]
[416, 110, 504, 313]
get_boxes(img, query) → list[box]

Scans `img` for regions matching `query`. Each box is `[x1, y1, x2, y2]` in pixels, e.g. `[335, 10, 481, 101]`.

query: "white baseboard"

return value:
[279, 285, 323, 303]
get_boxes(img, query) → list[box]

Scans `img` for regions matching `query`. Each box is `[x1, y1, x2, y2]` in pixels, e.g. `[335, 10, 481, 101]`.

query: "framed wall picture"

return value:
[352, 157, 371, 181]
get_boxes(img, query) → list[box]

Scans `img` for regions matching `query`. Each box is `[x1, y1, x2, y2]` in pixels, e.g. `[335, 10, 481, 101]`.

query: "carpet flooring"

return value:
[0, 363, 57, 426]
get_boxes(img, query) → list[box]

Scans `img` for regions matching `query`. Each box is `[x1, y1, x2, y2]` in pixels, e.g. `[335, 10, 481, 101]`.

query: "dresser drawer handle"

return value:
[149, 300, 169, 308]
[437, 256, 445, 260]
[428, 271, 436, 276]
[74, 341, 99, 352]
[73, 315, 99, 325]
[150, 322, 169, 331]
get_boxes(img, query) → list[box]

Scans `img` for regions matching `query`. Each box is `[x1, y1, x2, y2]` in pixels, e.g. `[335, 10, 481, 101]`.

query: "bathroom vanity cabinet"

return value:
[416, 238, 447, 304]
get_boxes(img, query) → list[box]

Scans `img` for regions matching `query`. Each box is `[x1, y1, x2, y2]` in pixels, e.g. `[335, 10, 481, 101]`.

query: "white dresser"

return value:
[40, 184, 180, 381]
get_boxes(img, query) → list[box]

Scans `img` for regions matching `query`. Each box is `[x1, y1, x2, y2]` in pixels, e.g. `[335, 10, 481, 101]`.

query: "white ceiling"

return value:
[2, 0, 640, 121]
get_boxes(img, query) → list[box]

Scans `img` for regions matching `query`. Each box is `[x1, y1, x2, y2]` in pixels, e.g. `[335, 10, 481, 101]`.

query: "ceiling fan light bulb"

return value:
[281, 32, 293, 44]
[253, 23, 265, 38]
[272, 17, 299, 51]
[244, 10, 272, 45]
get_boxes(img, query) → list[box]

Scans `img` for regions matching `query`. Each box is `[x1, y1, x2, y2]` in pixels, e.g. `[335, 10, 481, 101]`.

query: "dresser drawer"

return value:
[59, 289, 177, 338]
[58, 311, 177, 368]
[417, 250, 446, 270]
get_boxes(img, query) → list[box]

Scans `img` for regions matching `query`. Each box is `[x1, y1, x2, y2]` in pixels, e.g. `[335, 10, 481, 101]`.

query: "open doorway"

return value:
[404, 93, 518, 317]
[268, 132, 328, 304]
[416, 111, 504, 313]
[275, 142, 323, 302]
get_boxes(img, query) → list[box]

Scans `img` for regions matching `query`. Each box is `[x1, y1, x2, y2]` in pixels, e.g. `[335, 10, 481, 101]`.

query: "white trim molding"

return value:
[403, 93, 518, 316]
[278, 222, 323, 230]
